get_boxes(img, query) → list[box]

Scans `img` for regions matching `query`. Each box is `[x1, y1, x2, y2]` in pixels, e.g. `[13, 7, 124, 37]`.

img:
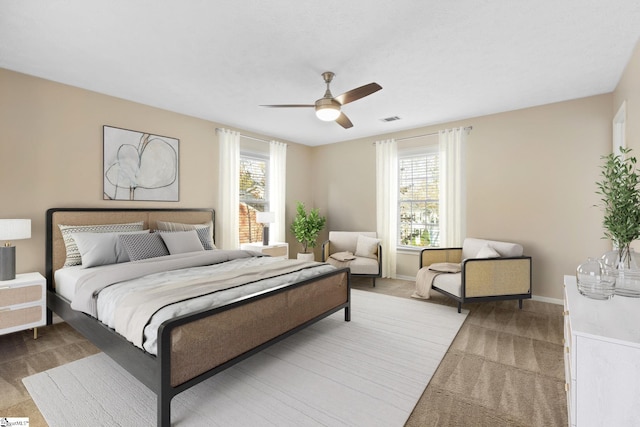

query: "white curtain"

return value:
[217, 128, 240, 249]
[269, 140, 287, 242]
[375, 139, 398, 278]
[438, 127, 466, 247]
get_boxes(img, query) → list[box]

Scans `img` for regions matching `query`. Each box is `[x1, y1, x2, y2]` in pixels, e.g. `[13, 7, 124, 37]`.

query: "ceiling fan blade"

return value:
[335, 112, 353, 129]
[335, 83, 382, 105]
[260, 104, 315, 108]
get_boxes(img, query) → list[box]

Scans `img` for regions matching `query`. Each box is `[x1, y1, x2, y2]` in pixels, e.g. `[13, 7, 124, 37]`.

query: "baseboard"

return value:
[395, 274, 416, 281]
[532, 295, 563, 305]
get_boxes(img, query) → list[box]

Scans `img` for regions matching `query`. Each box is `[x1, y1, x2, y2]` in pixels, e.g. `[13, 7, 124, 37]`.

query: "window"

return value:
[239, 153, 268, 244]
[398, 147, 439, 248]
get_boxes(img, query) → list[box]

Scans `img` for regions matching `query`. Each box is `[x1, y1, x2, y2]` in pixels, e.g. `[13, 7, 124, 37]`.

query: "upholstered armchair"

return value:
[417, 238, 532, 312]
[322, 231, 382, 286]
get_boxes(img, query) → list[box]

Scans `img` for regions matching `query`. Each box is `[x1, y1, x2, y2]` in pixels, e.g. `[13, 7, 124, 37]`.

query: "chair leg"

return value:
[518, 299, 523, 309]
[457, 302, 462, 313]
[372, 277, 376, 287]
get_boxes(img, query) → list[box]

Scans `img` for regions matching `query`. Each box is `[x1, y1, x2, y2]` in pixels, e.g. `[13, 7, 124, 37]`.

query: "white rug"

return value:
[24, 290, 467, 427]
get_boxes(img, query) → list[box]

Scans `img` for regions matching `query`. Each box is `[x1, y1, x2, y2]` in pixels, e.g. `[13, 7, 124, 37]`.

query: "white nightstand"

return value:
[240, 242, 289, 260]
[0, 272, 46, 339]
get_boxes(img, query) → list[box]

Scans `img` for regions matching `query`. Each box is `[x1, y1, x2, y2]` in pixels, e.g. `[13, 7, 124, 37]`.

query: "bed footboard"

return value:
[156, 267, 350, 427]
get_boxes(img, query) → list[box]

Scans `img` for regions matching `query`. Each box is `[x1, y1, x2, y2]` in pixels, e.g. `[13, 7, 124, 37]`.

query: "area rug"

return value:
[24, 289, 467, 427]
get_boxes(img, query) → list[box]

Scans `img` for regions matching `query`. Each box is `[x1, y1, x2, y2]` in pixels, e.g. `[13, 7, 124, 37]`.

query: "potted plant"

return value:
[596, 147, 640, 270]
[290, 201, 326, 260]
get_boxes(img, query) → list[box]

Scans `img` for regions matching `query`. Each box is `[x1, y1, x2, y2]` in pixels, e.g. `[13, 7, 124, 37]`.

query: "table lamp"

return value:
[256, 212, 275, 246]
[0, 219, 31, 280]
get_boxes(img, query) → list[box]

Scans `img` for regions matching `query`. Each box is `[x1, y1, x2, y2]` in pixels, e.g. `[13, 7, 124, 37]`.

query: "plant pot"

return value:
[297, 252, 315, 261]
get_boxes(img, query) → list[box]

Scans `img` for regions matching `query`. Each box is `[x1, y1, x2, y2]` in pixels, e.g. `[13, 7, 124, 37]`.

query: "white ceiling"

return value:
[1, 1, 639, 146]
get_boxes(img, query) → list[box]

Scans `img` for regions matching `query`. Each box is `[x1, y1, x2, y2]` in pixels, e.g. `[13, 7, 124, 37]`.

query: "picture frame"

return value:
[103, 125, 179, 201]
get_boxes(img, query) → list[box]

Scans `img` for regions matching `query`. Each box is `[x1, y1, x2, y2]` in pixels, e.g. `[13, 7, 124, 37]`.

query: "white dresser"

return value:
[0, 272, 46, 339]
[563, 275, 640, 426]
[240, 242, 289, 260]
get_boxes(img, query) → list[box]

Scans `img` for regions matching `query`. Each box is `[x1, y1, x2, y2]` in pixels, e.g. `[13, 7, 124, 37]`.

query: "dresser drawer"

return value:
[0, 305, 44, 330]
[0, 284, 43, 308]
[0, 272, 46, 337]
[262, 246, 287, 258]
[240, 242, 289, 259]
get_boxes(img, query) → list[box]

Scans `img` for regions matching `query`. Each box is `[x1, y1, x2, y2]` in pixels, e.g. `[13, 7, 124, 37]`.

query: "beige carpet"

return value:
[23, 289, 467, 426]
[356, 277, 567, 427]
[2, 277, 566, 426]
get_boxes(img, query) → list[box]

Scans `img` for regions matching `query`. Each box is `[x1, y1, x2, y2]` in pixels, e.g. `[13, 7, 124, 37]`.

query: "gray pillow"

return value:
[119, 233, 169, 261]
[59, 221, 145, 267]
[195, 227, 215, 250]
[155, 220, 216, 250]
[159, 230, 204, 255]
[72, 230, 150, 268]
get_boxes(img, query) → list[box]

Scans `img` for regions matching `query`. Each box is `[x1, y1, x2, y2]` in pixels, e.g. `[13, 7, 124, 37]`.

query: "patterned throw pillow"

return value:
[59, 222, 145, 267]
[119, 233, 169, 261]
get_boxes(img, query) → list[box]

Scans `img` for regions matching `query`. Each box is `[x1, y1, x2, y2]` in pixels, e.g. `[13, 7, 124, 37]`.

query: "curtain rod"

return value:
[215, 128, 271, 144]
[395, 126, 473, 142]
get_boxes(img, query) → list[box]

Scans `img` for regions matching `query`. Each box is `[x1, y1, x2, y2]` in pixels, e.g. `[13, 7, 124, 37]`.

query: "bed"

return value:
[45, 207, 351, 427]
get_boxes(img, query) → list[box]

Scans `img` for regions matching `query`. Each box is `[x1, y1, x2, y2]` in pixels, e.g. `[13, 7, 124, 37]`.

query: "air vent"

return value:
[380, 116, 401, 122]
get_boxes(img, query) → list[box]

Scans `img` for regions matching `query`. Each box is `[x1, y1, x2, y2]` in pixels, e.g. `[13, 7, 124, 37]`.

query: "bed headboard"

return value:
[46, 207, 215, 291]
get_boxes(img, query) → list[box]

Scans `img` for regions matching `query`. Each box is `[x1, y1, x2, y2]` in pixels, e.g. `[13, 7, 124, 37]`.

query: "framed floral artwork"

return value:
[103, 125, 179, 201]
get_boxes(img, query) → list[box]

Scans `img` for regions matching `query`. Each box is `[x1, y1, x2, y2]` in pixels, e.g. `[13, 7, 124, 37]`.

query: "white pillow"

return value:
[354, 235, 380, 259]
[159, 230, 204, 254]
[155, 220, 216, 249]
[475, 243, 500, 259]
[59, 221, 145, 267]
[72, 230, 150, 268]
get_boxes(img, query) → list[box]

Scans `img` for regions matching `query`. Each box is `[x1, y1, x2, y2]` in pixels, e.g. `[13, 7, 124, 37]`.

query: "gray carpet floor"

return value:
[0, 277, 567, 426]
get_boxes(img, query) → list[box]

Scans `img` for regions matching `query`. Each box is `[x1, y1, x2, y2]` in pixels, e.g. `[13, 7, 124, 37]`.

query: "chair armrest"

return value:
[419, 247, 462, 268]
[462, 257, 532, 298]
[321, 240, 330, 262]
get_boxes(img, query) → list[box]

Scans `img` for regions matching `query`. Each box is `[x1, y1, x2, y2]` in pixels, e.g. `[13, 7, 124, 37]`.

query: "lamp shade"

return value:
[0, 219, 31, 242]
[315, 104, 341, 121]
[256, 211, 276, 224]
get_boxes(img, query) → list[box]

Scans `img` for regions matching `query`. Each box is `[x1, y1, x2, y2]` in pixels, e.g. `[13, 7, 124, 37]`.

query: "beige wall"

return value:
[614, 40, 640, 162]
[312, 94, 614, 300]
[614, 40, 640, 252]
[0, 68, 313, 275]
[6, 45, 638, 301]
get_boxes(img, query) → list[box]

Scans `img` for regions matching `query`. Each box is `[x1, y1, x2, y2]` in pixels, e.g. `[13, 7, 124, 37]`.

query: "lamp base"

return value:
[0, 245, 16, 281]
[262, 226, 269, 246]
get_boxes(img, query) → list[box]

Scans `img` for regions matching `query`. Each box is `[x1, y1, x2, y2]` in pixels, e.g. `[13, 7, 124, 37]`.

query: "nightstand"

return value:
[240, 242, 289, 260]
[0, 272, 46, 339]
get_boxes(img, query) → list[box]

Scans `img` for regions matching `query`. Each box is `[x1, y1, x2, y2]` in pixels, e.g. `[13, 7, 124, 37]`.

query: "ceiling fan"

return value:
[260, 72, 382, 129]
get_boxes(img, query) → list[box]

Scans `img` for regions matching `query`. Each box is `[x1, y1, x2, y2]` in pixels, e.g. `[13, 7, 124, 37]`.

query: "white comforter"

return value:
[58, 252, 336, 355]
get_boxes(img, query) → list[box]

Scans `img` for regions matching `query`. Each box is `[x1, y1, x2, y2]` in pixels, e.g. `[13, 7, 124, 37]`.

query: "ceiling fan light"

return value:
[316, 104, 341, 121]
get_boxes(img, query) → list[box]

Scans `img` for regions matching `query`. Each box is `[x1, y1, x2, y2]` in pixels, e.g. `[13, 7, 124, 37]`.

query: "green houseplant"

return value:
[290, 201, 326, 255]
[596, 147, 640, 268]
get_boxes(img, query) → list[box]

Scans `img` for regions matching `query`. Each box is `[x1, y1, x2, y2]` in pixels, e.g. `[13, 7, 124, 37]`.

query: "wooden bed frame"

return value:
[46, 207, 351, 427]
